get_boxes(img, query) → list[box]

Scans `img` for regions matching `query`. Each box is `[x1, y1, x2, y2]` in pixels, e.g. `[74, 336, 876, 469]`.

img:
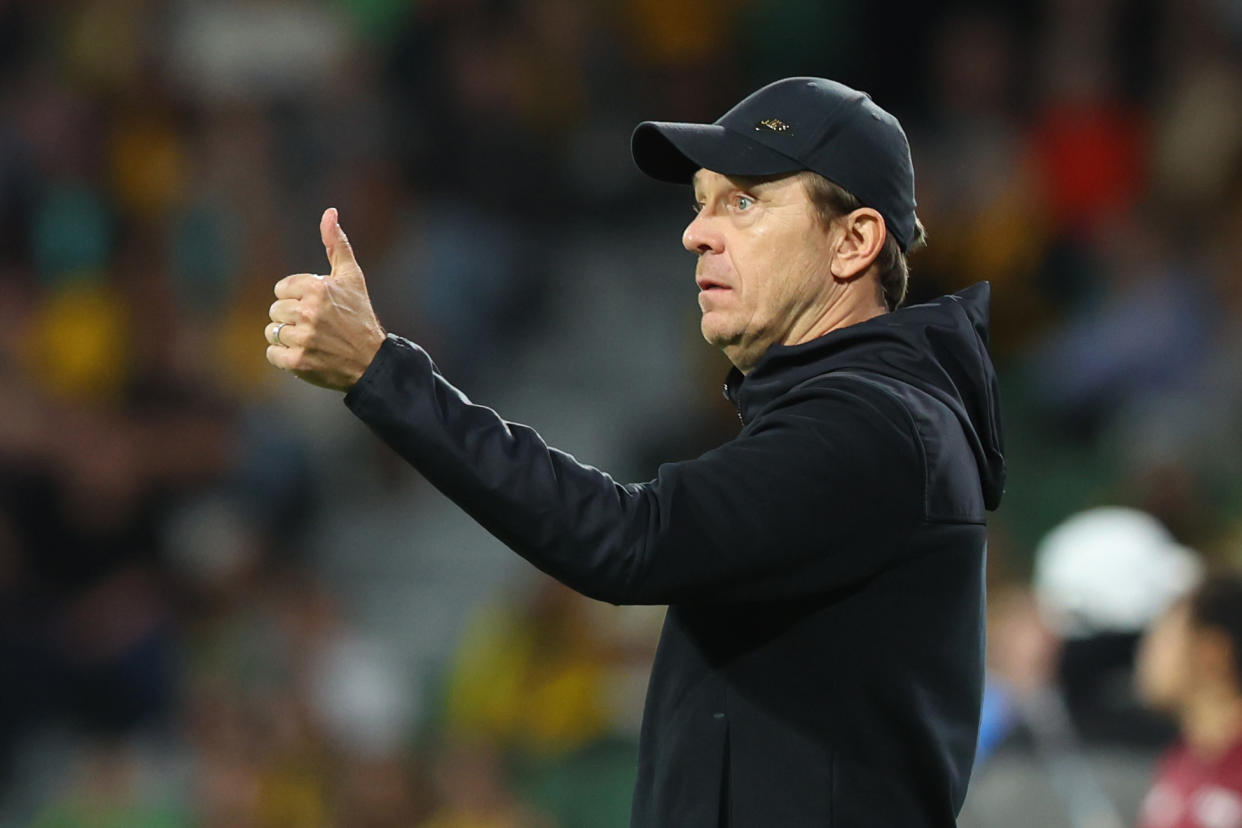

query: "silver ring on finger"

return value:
[273, 322, 289, 347]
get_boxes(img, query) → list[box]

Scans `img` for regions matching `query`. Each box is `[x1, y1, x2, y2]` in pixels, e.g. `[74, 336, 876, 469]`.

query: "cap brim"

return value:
[631, 121, 805, 184]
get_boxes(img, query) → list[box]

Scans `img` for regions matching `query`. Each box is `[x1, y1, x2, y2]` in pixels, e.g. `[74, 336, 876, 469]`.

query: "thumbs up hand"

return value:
[266, 208, 386, 390]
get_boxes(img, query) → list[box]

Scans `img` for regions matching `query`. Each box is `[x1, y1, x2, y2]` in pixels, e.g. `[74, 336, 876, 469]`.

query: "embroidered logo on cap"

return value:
[755, 118, 791, 133]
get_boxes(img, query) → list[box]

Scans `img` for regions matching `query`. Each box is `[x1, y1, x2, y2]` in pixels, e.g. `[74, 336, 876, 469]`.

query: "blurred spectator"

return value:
[1136, 571, 1242, 828]
[1033, 507, 1201, 743]
[966, 583, 1129, 828]
[963, 508, 1201, 827]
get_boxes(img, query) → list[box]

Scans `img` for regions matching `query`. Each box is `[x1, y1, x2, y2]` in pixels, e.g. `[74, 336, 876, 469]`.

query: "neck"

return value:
[1181, 690, 1242, 759]
[791, 297, 887, 346]
[727, 284, 887, 375]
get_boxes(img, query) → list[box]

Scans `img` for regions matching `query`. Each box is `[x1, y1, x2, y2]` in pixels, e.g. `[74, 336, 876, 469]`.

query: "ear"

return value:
[829, 208, 886, 281]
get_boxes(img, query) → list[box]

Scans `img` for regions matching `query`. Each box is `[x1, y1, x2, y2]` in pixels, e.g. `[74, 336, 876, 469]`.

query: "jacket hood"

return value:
[725, 282, 1006, 510]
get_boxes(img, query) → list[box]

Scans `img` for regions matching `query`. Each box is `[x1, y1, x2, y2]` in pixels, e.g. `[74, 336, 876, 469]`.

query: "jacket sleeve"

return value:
[344, 334, 924, 605]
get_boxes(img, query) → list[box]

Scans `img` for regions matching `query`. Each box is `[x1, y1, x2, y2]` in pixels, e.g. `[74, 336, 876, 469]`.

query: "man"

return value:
[1137, 572, 1242, 828]
[265, 77, 1005, 826]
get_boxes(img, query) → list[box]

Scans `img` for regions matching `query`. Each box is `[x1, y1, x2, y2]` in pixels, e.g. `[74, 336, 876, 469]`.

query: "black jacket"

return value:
[345, 283, 1005, 827]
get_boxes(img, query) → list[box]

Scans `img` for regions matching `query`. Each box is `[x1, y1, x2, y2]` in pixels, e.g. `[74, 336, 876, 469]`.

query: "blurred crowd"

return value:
[3, 0, 1242, 825]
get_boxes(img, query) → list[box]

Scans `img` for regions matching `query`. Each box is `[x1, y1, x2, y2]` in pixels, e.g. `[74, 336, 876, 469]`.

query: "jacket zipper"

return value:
[723, 383, 745, 426]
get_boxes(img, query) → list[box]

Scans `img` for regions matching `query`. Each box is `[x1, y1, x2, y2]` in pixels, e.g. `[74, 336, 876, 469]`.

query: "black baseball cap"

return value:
[631, 77, 918, 251]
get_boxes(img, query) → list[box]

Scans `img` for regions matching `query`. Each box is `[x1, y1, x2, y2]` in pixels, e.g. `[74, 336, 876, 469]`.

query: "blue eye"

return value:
[736, 196, 754, 211]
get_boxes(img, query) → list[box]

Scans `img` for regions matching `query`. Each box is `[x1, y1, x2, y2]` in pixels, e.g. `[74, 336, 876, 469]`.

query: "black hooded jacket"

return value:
[344, 282, 1006, 827]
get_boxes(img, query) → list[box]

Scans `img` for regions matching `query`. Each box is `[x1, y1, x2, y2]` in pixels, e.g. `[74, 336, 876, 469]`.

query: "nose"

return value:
[682, 212, 724, 255]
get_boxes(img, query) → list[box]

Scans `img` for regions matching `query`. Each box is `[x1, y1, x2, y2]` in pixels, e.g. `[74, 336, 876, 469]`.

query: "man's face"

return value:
[684, 169, 840, 372]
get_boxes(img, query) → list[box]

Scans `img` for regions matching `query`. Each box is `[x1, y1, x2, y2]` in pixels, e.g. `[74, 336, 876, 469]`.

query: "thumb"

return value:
[320, 207, 359, 276]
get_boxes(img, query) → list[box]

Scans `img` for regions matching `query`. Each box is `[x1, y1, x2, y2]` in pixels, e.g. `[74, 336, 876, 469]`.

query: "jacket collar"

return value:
[723, 283, 994, 426]
[722, 283, 1005, 510]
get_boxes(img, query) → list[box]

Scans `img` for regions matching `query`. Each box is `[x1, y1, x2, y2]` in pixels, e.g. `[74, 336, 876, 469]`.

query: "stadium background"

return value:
[2, 0, 1242, 825]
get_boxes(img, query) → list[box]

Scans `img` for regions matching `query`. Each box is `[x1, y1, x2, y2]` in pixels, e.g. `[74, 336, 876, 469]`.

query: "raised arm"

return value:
[344, 334, 924, 605]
